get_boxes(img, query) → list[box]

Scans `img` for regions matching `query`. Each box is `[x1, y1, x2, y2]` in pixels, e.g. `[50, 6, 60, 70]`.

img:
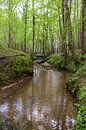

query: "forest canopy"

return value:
[0, 0, 84, 55]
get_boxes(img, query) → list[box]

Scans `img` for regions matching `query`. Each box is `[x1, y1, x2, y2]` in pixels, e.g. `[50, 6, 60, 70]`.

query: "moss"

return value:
[0, 46, 26, 57]
[0, 48, 33, 86]
[11, 55, 33, 79]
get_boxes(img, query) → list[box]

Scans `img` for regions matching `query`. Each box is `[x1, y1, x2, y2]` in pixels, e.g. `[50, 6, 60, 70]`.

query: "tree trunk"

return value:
[32, 0, 35, 53]
[65, 0, 74, 57]
[82, 0, 86, 53]
[23, 0, 28, 52]
[61, 0, 67, 64]
[8, 0, 12, 48]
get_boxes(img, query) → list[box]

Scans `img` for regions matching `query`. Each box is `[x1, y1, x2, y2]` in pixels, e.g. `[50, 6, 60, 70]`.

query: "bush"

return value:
[66, 62, 76, 72]
[75, 86, 86, 130]
[48, 53, 64, 68]
[0, 73, 8, 85]
[11, 55, 33, 79]
[80, 54, 86, 60]
[0, 48, 33, 86]
[76, 62, 86, 75]
[67, 65, 86, 130]
[67, 75, 78, 94]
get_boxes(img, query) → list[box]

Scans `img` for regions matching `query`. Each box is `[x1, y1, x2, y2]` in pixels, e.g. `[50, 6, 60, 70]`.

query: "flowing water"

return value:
[0, 65, 75, 130]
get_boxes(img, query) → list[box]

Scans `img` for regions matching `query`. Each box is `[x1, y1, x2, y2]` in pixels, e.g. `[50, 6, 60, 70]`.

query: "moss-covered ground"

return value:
[0, 47, 33, 87]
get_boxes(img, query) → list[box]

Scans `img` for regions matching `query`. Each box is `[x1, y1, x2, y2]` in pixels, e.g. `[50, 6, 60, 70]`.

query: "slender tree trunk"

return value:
[8, 0, 12, 48]
[61, 0, 67, 64]
[82, 0, 86, 53]
[42, 25, 45, 55]
[32, 0, 35, 53]
[42, 0, 45, 55]
[65, 0, 74, 57]
[23, 0, 28, 52]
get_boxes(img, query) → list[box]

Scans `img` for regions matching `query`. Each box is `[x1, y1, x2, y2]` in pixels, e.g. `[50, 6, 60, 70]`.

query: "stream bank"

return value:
[0, 47, 33, 89]
[48, 53, 86, 130]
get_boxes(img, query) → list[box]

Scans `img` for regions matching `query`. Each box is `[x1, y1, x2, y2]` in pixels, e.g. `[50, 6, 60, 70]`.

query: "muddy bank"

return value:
[0, 77, 32, 103]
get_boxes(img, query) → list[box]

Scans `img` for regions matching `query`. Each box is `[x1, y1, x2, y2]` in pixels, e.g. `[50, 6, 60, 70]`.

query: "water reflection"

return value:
[0, 65, 75, 130]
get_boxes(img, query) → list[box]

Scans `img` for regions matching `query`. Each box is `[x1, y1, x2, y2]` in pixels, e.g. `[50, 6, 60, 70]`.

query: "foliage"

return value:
[12, 55, 33, 78]
[75, 86, 86, 130]
[65, 62, 77, 73]
[76, 62, 86, 75]
[0, 73, 8, 85]
[67, 61, 86, 130]
[0, 0, 82, 53]
[0, 48, 33, 86]
[48, 53, 64, 68]
[0, 47, 26, 57]
[80, 54, 86, 60]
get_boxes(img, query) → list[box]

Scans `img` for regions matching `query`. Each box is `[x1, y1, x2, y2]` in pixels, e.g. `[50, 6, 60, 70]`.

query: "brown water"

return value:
[0, 65, 75, 130]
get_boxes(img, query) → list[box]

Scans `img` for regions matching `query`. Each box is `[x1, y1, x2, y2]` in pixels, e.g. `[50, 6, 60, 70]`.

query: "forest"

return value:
[0, 0, 86, 130]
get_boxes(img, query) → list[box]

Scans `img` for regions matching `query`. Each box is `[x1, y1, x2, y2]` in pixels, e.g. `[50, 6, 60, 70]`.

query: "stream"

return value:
[0, 64, 75, 130]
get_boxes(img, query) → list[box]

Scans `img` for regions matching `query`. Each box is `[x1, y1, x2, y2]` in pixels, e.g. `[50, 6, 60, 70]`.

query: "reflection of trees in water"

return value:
[0, 115, 33, 130]
[0, 66, 75, 130]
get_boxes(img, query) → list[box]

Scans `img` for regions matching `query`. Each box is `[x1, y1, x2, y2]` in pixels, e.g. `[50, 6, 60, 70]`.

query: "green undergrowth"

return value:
[67, 57, 86, 130]
[47, 53, 76, 72]
[48, 52, 86, 129]
[11, 55, 33, 79]
[48, 53, 65, 68]
[48, 52, 86, 72]
[0, 48, 33, 87]
[47, 53, 77, 73]
[0, 46, 26, 57]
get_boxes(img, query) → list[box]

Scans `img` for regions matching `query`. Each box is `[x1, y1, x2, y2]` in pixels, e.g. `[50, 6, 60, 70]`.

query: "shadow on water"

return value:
[0, 65, 75, 130]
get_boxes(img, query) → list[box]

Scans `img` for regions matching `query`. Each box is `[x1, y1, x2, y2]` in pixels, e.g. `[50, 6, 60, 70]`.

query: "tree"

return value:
[32, 0, 35, 53]
[23, 0, 28, 52]
[82, 0, 86, 53]
[8, 0, 13, 48]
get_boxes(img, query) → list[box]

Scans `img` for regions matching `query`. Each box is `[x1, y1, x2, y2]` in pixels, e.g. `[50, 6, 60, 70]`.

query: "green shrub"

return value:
[0, 73, 8, 85]
[77, 86, 86, 104]
[67, 74, 79, 94]
[75, 86, 86, 130]
[80, 54, 86, 60]
[76, 62, 86, 75]
[11, 55, 33, 79]
[66, 61, 77, 72]
[67, 62, 86, 130]
[0, 47, 33, 86]
[48, 53, 64, 68]
[74, 49, 81, 62]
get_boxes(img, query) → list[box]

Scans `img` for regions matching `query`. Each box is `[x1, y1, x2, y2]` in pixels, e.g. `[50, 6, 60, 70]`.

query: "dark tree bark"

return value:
[32, 0, 35, 53]
[65, 0, 74, 57]
[61, 0, 67, 64]
[82, 0, 86, 53]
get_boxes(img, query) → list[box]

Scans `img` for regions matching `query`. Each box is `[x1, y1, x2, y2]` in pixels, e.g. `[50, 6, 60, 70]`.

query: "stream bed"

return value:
[0, 65, 75, 130]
